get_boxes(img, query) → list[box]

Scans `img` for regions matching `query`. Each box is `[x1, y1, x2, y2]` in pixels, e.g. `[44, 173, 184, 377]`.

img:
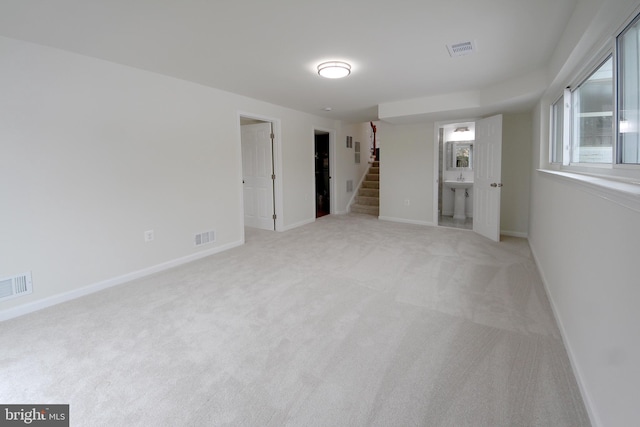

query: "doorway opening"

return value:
[436, 121, 475, 231]
[240, 116, 276, 231]
[434, 115, 503, 242]
[314, 131, 330, 218]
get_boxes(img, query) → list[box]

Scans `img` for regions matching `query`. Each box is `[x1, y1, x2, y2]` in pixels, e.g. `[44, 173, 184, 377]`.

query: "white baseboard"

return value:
[528, 240, 601, 427]
[280, 217, 315, 231]
[378, 216, 436, 227]
[0, 240, 244, 322]
[441, 211, 474, 218]
[501, 229, 528, 238]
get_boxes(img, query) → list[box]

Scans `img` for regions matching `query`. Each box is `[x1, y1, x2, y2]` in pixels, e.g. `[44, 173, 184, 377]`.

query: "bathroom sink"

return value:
[445, 180, 474, 220]
[444, 180, 474, 189]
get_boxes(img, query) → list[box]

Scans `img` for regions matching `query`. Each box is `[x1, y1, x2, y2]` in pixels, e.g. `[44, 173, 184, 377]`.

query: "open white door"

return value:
[241, 122, 275, 230]
[473, 114, 502, 242]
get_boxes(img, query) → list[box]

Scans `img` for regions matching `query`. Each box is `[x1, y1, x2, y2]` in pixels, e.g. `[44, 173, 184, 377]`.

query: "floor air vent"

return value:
[195, 230, 216, 246]
[0, 272, 33, 302]
[447, 41, 476, 57]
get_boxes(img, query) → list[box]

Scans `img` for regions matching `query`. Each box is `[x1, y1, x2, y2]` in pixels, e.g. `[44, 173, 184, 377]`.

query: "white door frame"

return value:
[237, 112, 283, 234]
[312, 127, 336, 217]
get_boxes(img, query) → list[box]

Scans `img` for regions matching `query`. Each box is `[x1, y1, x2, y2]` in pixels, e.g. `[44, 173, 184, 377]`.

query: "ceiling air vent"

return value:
[447, 41, 476, 57]
[0, 272, 33, 302]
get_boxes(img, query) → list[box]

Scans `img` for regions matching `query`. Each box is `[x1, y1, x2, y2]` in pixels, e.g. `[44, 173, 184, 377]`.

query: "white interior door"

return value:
[241, 122, 275, 230]
[473, 114, 503, 242]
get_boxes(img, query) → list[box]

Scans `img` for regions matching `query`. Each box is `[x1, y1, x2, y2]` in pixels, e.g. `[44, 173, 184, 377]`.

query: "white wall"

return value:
[501, 113, 532, 237]
[0, 36, 337, 316]
[529, 167, 640, 427]
[378, 117, 531, 235]
[529, 0, 640, 425]
[378, 122, 435, 225]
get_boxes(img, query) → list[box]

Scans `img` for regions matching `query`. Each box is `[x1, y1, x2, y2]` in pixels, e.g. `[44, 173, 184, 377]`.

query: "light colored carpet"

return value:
[0, 214, 590, 426]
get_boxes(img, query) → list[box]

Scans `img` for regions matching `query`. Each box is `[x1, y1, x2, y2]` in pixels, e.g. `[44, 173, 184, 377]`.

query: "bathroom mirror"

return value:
[446, 141, 473, 170]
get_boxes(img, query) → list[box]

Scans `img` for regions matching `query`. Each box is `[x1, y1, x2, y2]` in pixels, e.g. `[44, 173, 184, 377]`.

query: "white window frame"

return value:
[548, 35, 640, 181]
[550, 94, 565, 165]
[616, 10, 640, 167]
[543, 7, 640, 214]
[569, 54, 615, 168]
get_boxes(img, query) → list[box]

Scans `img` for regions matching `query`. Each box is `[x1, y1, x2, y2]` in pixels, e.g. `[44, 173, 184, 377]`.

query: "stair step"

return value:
[358, 188, 379, 197]
[351, 160, 381, 217]
[355, 196, 379, 206]
[351, 204, 379, 216]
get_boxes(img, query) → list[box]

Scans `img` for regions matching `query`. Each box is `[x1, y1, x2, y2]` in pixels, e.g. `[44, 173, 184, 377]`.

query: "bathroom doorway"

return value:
[436, 121, 475, 230]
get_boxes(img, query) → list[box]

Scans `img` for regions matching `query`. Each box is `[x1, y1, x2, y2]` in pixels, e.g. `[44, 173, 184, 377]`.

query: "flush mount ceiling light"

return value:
[317, 61, 351, 79]
[454, 126, 470, 132]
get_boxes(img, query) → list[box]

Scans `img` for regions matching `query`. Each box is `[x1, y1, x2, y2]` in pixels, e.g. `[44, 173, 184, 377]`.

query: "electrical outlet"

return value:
[404, 199, 410, 206]
[144, 230, 154, 242]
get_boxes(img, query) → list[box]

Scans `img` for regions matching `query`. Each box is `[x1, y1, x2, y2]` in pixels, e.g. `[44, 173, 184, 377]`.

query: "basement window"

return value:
[549, 9, 640, 179]
[570, 56, 614, 165]
[618, 13, 640, 164]
[545, 9, 640, 213]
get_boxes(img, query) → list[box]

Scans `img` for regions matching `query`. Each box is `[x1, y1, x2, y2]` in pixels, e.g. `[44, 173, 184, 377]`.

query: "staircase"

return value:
[350, 161, 379, 216]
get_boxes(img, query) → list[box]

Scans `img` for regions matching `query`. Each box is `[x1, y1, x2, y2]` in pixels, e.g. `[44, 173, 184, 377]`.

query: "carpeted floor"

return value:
[0, 214, 590, 426]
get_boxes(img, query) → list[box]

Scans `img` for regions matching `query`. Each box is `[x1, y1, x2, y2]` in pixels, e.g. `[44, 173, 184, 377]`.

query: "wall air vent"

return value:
[0, 272, 33, 302]
[195, 230, 216, 246]
[447, 41, 476, 57]
[347, 180, 354, 193]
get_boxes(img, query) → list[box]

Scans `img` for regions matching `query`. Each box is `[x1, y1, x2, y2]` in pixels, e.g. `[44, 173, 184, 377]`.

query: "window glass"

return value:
[571, 57, 613, 164]
[618, 16, 640, 164]
[551, 96, 564, 163]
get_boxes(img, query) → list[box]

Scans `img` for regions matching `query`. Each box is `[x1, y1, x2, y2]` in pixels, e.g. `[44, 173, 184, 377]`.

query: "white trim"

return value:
[273, 119, 283, 231]
[562, 88, 571, 166]
[528, 240, 602, 427]
[281, 217, 315, 231]
[378, 216, 435, 227]
[537, 169, 640, 213]
[500, 230, 528, 238]
[0, 240, 243, 322]
[433, 122, 443, 224]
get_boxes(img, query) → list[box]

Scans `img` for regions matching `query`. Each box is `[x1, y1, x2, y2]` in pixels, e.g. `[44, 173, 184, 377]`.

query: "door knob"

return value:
[490, 183, 503, 187]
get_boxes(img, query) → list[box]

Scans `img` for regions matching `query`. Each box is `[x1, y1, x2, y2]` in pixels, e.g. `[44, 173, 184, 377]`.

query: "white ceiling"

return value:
[0, 0, 578, 123]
